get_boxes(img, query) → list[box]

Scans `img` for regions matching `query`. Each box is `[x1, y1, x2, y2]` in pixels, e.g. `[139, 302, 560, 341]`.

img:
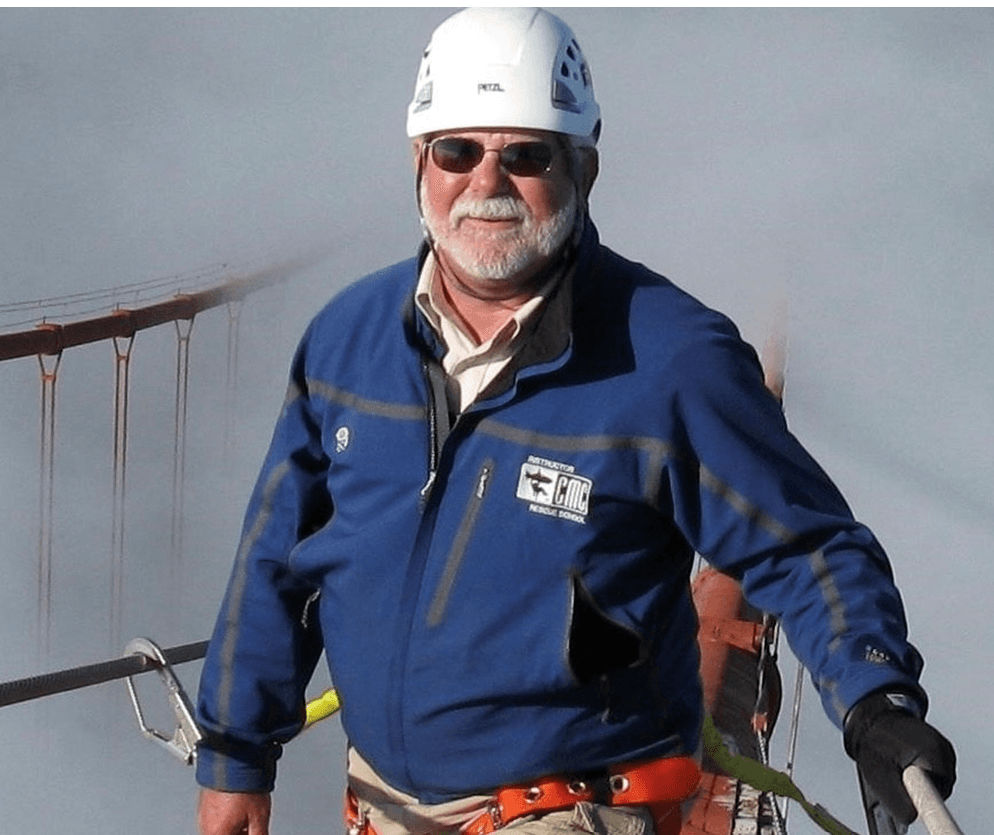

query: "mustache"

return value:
[450, 196, 529, 226]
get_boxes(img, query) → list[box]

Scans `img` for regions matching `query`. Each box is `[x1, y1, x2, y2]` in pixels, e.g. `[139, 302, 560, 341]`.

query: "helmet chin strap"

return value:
[414, 141, 452, 289]
[415, 141, 435, 249]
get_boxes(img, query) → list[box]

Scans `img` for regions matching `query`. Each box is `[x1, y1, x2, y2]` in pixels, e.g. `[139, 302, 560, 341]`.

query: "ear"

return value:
[412, 139, 425, 176]
[579, 148, 599, 201]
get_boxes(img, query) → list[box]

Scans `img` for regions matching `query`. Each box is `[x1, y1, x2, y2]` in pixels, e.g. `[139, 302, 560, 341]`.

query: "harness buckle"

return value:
[347, 809, 367, 835]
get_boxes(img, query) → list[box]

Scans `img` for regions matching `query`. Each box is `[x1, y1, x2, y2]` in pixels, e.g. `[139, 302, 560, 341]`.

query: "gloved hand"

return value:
[844, 690, 956, 825]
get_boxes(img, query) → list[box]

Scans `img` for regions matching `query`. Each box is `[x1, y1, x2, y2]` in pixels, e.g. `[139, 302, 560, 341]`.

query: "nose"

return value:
[468, 148, 510, 196]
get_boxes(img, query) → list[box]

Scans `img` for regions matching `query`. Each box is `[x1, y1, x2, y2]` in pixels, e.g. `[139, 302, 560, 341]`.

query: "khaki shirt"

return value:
[414, 252, 560, 414]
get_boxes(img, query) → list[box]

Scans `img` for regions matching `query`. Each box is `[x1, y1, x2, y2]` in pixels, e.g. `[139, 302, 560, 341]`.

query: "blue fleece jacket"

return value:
[196, 221, 924, 802]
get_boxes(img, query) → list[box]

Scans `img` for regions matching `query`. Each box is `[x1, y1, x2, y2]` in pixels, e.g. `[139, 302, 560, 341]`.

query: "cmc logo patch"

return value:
[516, 455, 591, 525]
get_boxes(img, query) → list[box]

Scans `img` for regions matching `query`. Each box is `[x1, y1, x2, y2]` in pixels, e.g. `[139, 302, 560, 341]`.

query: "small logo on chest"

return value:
[515, 455, 592, 525]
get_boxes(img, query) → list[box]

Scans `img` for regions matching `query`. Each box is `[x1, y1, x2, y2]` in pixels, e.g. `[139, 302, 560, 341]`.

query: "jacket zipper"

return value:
[420, 358, 450, 504]
[420, 398, 437, 501]
[425, 459, 494, 627]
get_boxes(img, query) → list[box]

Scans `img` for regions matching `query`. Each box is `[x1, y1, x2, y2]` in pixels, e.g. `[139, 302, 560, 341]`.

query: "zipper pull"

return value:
[476, 465, 491, 499]
[420, 469, 437, 501]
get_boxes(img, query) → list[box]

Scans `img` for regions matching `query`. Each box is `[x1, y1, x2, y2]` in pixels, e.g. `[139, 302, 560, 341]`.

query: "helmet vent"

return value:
[552, 79, 580, 113]
[413, 82, 432, 113]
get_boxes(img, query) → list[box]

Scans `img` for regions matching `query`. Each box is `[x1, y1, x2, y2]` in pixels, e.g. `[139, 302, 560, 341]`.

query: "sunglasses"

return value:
[428, 137, 556, 177]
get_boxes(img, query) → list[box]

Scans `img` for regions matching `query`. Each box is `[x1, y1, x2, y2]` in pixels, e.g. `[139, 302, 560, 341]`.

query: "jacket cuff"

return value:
[843, 685, 928, 757]
[195, 741, 280, 793]
[823, 655, 927, 729]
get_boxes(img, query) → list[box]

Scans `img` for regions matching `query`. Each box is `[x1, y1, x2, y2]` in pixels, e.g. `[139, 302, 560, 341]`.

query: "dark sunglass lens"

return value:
[431, 138, 483, 173]
[502, 142, 554, 176]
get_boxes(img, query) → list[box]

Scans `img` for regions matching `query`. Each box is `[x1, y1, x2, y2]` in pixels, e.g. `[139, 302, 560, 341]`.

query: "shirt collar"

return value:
[414, 250, 560, 354]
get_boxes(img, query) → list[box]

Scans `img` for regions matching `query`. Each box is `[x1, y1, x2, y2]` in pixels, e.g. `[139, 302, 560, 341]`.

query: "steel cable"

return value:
[0, 640, 208, 709]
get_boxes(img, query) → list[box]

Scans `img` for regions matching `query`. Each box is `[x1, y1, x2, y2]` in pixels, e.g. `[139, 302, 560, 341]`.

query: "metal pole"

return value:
[903, 766, 963, 835]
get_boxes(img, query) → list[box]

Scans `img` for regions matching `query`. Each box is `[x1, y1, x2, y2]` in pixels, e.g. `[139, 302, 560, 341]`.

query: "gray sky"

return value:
[0, 8, 990, 835]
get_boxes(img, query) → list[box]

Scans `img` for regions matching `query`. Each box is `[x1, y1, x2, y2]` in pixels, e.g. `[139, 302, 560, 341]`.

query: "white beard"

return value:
[421, 183, 578, 283]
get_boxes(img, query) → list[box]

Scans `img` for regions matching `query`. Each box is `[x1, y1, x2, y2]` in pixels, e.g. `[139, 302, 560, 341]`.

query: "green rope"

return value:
[702, 714, 862, 835]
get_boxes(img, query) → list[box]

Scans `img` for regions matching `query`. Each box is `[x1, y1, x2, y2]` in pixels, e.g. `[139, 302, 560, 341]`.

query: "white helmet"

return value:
[406, 7, 601, 145]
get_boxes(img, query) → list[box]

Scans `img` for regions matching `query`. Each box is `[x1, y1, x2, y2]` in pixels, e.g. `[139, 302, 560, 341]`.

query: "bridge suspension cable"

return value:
[37, 350, 62, 661]
[0, 264, 296, 361]
[0, 263, 235, 331]
[223, 300, 242, 462]
[110, 334, 135, 653]
[171, 317, 195, 622]
[0, 262, 304, 660]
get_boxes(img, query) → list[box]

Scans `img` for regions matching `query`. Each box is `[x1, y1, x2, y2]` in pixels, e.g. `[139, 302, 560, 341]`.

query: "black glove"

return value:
[844, 690, 957, 825]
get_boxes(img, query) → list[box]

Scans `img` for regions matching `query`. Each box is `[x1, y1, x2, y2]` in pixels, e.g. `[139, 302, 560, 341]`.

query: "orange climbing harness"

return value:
[345, 754, 701, 835]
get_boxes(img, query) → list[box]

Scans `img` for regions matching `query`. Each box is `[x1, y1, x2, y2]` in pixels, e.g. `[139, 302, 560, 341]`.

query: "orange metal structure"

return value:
[683, 567, 782, 835]
[0, 266, 291, 361]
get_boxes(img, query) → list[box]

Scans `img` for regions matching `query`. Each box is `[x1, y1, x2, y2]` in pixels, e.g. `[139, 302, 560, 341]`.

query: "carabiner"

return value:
[124, 637, 203, 765]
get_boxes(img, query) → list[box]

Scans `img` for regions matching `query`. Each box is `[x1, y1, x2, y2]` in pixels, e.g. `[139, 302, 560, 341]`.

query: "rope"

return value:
[903, 765, 965, 835]
[783, 659, 806, 828]
[0, 640, 208, 709]
[752, 613, 788, 835]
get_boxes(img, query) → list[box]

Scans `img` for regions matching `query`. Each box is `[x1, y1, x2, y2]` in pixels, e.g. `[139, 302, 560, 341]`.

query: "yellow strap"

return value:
[305, 687, 341, 727]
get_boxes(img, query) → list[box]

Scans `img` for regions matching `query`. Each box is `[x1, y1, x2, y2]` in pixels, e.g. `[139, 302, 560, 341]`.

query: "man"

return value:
[196, 9, 955, 835]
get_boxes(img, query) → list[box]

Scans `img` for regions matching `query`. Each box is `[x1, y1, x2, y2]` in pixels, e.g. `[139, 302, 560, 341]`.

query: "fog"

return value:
[0, 9, 990, 835]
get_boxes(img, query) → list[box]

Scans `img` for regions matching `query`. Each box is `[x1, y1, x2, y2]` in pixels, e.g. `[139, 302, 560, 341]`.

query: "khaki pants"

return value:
[497, 804, 653, 835]
[346, 748, 655, 835]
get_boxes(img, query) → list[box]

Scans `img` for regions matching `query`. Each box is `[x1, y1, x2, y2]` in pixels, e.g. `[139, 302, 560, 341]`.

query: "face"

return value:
[419, 129, 579, 292]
